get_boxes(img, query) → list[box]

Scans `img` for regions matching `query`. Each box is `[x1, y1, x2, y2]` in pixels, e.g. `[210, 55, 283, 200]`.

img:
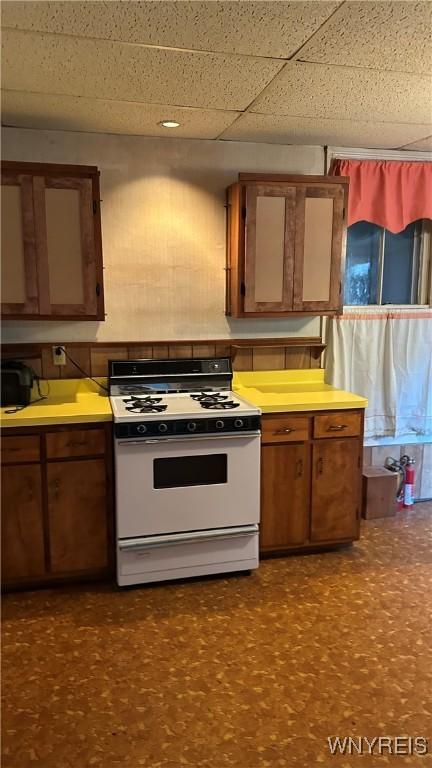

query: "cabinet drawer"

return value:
[46, 428, 105, 459]
[314, 411, 362, 439]
[262, 415, 310, 443]
[1, 435, 40, 463]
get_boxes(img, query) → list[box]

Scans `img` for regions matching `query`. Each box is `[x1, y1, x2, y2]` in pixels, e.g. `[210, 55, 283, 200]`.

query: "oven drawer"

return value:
[313, 411, 362, 439]
[262, 415, 310, 444]
[117, 526, 259, 586]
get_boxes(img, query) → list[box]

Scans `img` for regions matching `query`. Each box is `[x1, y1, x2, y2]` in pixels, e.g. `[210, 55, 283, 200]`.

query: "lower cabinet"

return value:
[261, 442, 309, 551]
[1, 423, 113, 590]
[1, 463, 45, 580]
[260, 410, 363, 555]
[310, 439, 361, 543]
[47, 459, 109, 574]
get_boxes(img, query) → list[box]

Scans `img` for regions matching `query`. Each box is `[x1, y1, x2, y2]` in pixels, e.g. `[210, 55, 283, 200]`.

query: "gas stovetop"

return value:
[109, 358, 261, 439]
[110, 391, 256, 419]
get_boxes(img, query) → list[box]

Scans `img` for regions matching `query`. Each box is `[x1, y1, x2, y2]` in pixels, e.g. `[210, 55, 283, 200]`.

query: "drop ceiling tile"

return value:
[400, 135, 432, 150]
[251, 62, 432, 124]
[297, 1, 432, 75]
[1, 29, 283, 111]
[1, 90, 240, 139]
[221, 112, 432, 149]
[1, 0, 342, 59]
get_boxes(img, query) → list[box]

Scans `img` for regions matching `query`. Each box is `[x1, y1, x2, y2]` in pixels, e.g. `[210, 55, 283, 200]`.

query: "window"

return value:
[344, 219, 430, 306]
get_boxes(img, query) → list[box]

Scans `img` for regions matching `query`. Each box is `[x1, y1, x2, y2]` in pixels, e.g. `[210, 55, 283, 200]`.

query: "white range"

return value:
[109, 357, 261, 586]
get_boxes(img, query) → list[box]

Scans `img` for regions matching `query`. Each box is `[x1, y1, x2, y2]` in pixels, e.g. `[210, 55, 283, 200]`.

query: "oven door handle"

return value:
[117, 431, 261, 446]
[118, 524, 259, 551]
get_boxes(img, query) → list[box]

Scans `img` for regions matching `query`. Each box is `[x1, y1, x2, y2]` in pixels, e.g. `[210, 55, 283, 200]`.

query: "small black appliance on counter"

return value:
[1, 361, 35, 407]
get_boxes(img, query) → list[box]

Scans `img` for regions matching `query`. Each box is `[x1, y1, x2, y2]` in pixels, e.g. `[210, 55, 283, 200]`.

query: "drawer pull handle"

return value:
[327, 424, 347, 431]
[274, 428, 294, 434]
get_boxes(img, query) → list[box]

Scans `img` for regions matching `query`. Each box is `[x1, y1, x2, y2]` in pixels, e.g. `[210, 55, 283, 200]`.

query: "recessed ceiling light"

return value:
[160, 120, 180, 128]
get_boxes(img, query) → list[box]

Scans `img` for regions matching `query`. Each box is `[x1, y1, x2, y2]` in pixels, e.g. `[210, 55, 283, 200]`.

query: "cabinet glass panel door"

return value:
[1, 175, 39, 314]
[34, 176, 98, 316]
[294, 186, 345, 312]
[244, 184, 296, 312]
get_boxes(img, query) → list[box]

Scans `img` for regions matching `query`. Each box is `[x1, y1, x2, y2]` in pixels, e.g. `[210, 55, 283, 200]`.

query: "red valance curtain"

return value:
[330, 159, 432, 233]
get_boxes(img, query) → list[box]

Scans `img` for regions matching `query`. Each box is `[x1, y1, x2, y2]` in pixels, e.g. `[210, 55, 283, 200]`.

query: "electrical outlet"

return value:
[52, 346, 66, 366]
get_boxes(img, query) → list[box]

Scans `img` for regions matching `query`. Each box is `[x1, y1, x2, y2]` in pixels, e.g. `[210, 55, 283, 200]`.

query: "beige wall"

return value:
[2, 127, 324, 343]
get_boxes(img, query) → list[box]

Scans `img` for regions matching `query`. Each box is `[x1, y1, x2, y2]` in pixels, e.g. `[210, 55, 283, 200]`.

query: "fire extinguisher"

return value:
[385, 454, 416, 510]
[403, 457, 416, 508]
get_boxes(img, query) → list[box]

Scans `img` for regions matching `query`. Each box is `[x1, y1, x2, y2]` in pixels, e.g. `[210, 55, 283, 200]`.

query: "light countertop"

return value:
[0, 378, 112, 428]
[233, 369, 368, 413]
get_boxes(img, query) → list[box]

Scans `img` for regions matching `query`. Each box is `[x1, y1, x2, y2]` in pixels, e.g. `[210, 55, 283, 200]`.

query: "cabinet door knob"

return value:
[275, 428, 294, 434]
[327, 424, 347, 431]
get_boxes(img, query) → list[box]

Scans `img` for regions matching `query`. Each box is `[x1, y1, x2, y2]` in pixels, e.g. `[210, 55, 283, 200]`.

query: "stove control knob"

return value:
[215, 420, 224, 430]
[137, 424, 147, 434]
[158, 423, 168, 433]
[234, 418, 244, 429]
[187, 422, 197, 432]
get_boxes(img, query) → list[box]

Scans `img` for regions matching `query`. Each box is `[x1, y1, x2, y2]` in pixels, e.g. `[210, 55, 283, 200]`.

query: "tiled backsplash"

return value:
[1, 338, 324, 380]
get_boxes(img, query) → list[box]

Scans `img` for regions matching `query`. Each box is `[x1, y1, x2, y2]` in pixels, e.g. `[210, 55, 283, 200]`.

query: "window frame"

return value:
[344, 219, 431, 308]
[326, 146, 432, 310]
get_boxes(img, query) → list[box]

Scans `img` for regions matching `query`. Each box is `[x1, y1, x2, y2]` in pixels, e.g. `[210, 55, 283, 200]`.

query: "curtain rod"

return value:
[326, 146, 432, 167]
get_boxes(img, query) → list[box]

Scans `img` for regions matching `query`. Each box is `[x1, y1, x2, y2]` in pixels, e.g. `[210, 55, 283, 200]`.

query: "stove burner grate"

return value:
[200, 400, 240, 410]
[123, 395, 167, 414]
[191, 392, 228, 404]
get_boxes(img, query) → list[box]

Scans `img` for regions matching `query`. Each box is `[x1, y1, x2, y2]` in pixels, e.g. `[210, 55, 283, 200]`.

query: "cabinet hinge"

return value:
[358, 455, 361, 468]
[96, 282, 101, 297]
[240, 281, 246, 296]
[241, 206, 247, 220]
[343, 207, 345, 218]
[93, 200, 98, 215]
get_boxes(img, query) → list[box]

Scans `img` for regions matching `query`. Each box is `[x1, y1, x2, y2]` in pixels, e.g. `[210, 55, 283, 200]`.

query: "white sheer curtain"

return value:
[325, 308, 432, 441]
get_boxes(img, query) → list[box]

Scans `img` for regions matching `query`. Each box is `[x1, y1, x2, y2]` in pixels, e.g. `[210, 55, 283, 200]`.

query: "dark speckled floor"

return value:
[2, 504, 432, 768]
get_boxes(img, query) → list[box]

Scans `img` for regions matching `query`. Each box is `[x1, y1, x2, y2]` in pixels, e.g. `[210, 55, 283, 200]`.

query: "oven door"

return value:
[115, 433, 260, 538]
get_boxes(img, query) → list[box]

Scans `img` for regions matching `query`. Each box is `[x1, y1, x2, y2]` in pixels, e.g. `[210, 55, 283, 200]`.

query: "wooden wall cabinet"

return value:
[1, 423, 114, 590]
[226, 173, 349, 317]
[260, 409, 363, 555]
[1, 161, 104, 320]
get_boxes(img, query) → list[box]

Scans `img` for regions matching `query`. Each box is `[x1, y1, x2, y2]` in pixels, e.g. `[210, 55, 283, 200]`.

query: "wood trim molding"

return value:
[2, 336, 324, 350]
[239, 173, 350, 185]
[1, 161, 99, 177]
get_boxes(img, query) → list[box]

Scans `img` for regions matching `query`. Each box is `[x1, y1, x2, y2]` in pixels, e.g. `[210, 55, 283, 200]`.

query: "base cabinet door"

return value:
[311, 439, 361, 543]
[47, 458, 109, 574]
[261, 442, 309, 551]
[1, 464, 45, 582]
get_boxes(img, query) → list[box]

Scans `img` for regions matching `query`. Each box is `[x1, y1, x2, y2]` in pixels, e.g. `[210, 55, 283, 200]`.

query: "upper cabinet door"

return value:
[33, 175, 99, 317]
[1, 161, 104, 321]
[1, 173, 39, 315]
[244, 184, 296, 312]
[226, 174, 349, 317]
[293, 185, 345, 312]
